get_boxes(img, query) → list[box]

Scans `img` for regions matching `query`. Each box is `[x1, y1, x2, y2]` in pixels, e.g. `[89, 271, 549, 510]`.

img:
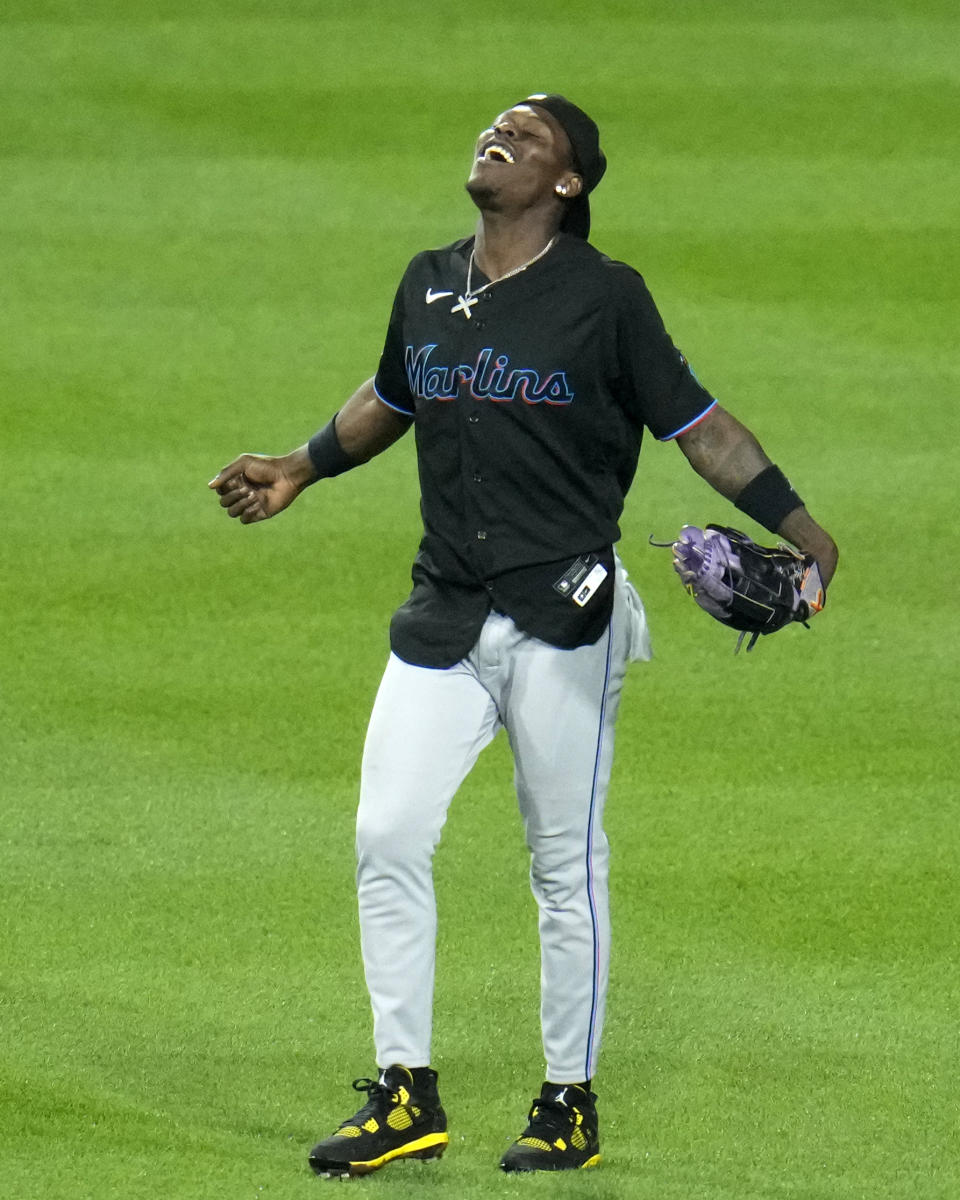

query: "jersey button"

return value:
[473, 471, 483, 482]
[476, 530, 487, 540]
[468, 413, 479, 424]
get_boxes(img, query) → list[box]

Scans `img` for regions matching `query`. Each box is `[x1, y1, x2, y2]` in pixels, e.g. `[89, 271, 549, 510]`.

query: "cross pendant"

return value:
[450, 294, 477, 319]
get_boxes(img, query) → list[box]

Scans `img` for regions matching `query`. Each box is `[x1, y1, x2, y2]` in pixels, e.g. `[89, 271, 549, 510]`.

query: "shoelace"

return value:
[337, 1077, 394, 1129]
[524, 1097, 578, 1137]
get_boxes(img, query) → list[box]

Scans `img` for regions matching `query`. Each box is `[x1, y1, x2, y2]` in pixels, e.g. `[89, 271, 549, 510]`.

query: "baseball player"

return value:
[209, 94, 838, 1177]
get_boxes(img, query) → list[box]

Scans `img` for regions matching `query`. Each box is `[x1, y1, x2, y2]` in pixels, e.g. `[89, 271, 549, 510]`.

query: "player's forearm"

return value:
[299, 377, 412, 484]
[333, 378, 412, 462]
[678, 404, 838, 583]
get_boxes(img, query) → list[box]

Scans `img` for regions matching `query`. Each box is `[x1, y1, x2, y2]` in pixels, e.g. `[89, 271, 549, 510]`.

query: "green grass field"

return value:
[3, 2, 958, 1197]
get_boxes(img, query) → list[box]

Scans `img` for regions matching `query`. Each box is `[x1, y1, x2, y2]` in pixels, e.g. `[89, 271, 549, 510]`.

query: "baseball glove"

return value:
[661, 524, 825, 652]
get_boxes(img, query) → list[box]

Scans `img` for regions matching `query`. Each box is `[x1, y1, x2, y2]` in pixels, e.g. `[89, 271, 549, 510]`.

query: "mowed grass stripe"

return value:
[3, 2, 958, 1197]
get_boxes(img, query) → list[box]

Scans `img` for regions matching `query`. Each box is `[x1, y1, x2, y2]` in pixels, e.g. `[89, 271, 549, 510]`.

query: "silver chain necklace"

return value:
[450, 235, 557, 319]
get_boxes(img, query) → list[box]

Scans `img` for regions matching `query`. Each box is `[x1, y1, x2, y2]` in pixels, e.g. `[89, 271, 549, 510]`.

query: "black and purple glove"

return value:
[668, 524, 824, 652]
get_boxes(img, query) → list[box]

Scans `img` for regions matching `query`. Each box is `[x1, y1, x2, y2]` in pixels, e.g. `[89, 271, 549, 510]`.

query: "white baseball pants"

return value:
[355, 563, 650, 1084]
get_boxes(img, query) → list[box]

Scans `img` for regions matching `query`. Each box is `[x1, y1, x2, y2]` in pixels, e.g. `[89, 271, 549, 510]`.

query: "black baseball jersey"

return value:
[374, 232, 716, 668]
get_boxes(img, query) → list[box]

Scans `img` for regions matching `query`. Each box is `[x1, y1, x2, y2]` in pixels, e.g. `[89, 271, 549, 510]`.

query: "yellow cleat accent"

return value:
[341, 1131, 449, 1175]
[387, 1105, 414, 1131]
[309, 1066, 448, 1179]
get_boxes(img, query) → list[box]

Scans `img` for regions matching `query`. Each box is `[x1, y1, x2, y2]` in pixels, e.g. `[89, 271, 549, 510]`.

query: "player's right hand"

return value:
[207, 452, 303, 524]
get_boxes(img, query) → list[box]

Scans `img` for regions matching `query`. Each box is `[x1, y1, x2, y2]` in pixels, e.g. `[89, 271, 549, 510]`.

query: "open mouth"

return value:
[478, 140, 515, 165]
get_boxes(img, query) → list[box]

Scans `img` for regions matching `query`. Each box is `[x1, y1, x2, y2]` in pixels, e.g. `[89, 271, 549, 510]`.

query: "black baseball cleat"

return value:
[307, 1065, 448, 1178]
[500, 1081, 601, 1172]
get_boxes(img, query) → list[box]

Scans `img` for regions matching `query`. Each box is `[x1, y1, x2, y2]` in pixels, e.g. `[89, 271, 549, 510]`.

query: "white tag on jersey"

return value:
[573, 561, 608, 607]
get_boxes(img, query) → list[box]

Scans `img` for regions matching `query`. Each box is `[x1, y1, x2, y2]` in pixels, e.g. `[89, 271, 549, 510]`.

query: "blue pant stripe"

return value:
[584, 621, 613, 1080]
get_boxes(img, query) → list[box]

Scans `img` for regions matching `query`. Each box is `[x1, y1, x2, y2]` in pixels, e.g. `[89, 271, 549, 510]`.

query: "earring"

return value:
[555, 185, 568, 196]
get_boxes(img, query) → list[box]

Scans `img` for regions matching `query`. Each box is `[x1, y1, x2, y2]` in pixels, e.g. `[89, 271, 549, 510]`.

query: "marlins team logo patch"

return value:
[405, 343, 574, 405]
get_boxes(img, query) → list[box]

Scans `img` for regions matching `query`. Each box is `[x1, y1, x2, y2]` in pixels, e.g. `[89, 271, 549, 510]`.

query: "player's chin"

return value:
[465, 176, 503, 210]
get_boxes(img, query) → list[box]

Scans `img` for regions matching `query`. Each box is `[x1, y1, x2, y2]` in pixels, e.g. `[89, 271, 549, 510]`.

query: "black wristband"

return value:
[307, 414, 358, 480]
[734, 464, 803, 534]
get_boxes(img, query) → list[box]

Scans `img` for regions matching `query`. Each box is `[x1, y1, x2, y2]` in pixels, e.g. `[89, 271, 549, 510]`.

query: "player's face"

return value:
[467, 104, 579, 210]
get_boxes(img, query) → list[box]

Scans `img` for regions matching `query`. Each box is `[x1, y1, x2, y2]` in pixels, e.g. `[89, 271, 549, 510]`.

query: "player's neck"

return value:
[473, 212, 561, 282]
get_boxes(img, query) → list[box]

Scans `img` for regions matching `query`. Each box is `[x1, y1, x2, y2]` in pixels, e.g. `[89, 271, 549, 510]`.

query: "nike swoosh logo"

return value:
[426, 289, 454, 304]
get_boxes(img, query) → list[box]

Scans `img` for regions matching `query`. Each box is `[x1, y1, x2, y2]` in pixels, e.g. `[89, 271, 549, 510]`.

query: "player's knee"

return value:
[531, 866, 584, 909]
[356, 805, 440, 864]
[528, 837, 609, 906]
